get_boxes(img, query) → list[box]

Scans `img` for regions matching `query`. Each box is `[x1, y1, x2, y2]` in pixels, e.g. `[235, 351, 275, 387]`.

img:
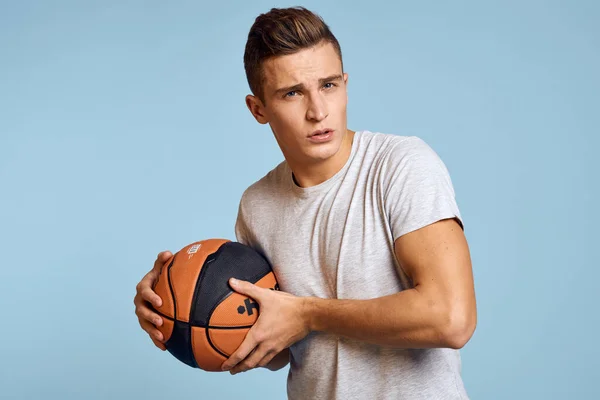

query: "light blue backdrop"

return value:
[1, 1, 598, 399]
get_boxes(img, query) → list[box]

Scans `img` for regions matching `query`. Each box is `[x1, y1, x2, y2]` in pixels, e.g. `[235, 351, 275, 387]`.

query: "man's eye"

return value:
[285, 91, 297, 97]
[324, 82, 336, 89]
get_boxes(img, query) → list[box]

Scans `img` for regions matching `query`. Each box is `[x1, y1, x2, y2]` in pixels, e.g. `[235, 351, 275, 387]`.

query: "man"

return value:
[134, 6, 477, 400]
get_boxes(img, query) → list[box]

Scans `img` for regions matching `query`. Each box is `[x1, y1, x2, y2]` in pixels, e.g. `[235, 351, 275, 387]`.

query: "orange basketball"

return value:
[151, 238, 279, 371]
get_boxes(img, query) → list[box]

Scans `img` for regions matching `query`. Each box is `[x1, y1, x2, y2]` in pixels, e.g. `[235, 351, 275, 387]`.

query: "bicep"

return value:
[393, 218, 475, 311]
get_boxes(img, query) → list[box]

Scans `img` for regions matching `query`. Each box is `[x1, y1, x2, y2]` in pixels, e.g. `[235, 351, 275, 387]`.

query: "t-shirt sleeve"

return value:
[383, 136, 464, 242]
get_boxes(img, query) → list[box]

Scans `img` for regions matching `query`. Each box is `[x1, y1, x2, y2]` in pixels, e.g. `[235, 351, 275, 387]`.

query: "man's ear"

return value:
[343, 72, 349, 102]
[245, 94, 269, 125]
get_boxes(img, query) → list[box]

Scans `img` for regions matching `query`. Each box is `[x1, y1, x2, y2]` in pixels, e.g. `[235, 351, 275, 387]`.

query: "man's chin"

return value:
[306, 140, 340, 158]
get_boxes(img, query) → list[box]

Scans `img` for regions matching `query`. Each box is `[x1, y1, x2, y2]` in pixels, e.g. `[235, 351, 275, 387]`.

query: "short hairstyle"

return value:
[243, 6, 343, 104]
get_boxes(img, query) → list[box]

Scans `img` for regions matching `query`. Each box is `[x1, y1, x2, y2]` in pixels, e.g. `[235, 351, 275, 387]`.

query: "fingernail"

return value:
[230, 278, 238, 285]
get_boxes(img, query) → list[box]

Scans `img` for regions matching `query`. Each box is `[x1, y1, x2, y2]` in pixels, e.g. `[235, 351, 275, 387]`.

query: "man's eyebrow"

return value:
[274, 74, 343, 95]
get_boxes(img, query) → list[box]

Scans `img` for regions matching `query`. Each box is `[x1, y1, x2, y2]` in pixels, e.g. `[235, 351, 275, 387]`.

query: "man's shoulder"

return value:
[239, 159, 288, 205]
[358, 132, 451, 192]
[359, 130, 434, 164]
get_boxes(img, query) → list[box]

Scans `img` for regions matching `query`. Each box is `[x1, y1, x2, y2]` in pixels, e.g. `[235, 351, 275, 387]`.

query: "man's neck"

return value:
[290, 129, 355, 188]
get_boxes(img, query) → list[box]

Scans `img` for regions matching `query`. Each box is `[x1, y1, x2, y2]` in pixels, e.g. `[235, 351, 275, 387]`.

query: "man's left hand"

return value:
[221, 277, 311, 374]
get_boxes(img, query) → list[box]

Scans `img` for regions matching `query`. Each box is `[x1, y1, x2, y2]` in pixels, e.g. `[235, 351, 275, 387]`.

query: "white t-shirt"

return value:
[235, 130, 469, 400]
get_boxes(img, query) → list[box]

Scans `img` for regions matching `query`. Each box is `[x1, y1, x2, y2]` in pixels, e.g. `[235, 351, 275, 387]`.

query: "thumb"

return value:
[229, 278, 263, 299]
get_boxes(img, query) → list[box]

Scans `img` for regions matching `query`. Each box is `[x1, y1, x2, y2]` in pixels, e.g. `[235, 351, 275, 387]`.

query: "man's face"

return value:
[246, 41, 349, 166]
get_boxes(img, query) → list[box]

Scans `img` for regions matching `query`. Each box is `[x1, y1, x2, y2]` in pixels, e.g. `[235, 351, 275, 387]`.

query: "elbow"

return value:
[439, 303, 477, 349]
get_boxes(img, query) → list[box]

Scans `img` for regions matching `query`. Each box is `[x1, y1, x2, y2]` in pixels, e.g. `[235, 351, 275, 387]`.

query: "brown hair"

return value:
[243, 6, 343, 104]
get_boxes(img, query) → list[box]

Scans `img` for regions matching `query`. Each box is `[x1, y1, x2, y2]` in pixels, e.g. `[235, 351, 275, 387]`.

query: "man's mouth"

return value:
[310, 129, 333, 137]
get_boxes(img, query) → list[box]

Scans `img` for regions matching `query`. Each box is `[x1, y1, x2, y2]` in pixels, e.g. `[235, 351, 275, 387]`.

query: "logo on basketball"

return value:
[237, 298, 258, 315]
[187, 244, 202, 255]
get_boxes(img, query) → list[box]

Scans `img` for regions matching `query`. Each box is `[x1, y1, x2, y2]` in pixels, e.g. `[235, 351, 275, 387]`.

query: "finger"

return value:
[230, 345, 273, 375]
[139, 284, 163, 309]
[154, 251, 173, 272]
[256, 349, 278, 369]
[139, 318, 164, 342]
[135, 267, 163, 307]
[221, 330, 259, 371]
[135, 301, 164, 327]
[229, 278, 264, 302]
[135, 270, 155, 295]
[151, 336, 167, 351]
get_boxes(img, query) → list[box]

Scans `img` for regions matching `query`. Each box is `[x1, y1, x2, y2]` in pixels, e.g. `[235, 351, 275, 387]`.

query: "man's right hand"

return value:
[134, 250, 173, 351]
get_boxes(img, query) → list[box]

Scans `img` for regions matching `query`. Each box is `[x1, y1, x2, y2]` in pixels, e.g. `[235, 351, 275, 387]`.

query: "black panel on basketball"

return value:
[190, 242, 272, 326]
[165, 320, 198, 368]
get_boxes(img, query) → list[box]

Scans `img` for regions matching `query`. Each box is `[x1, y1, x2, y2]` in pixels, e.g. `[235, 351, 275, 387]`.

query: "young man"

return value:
[134, 6, 477, 400]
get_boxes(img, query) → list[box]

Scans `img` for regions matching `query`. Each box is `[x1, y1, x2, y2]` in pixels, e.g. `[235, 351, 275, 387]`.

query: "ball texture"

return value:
[152, 238, 279, 371]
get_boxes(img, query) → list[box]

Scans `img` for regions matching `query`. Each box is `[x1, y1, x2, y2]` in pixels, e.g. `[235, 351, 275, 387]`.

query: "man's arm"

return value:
[221, 218, 476, 374]
[306, 218, 477, 349]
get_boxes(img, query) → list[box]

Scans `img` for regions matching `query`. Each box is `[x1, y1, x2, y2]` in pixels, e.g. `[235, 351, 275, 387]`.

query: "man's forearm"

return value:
[305, 287, 474, 349]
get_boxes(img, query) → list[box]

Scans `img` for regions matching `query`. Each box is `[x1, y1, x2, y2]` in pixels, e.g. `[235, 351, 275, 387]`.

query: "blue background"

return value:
[1, 1, 598, 399]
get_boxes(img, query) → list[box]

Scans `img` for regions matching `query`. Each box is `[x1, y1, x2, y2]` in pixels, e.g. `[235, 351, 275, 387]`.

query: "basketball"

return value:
[151, 238, 279, 371]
